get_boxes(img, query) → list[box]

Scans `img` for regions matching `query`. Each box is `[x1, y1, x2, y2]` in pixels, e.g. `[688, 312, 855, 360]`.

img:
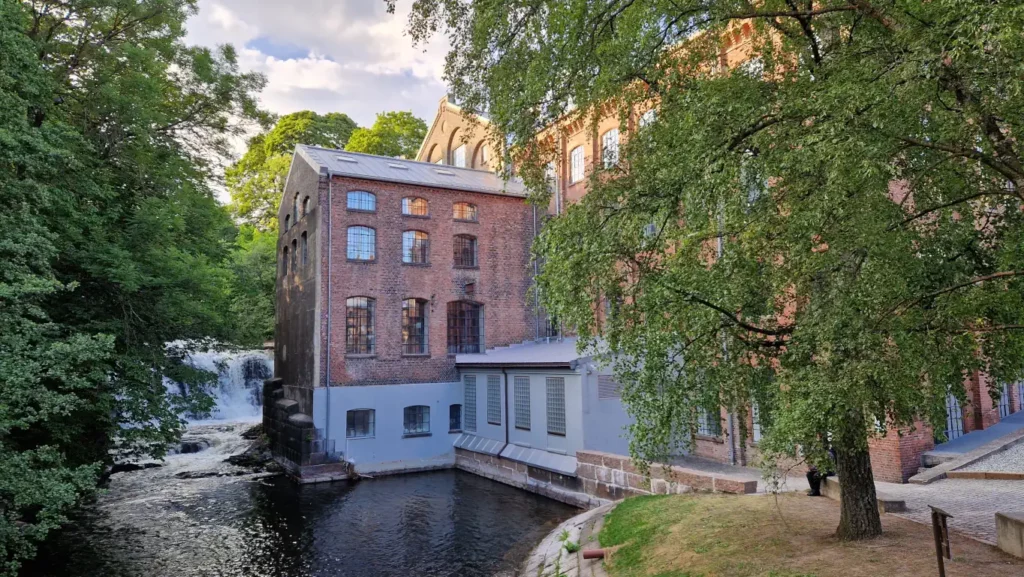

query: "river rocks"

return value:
[110, 462, 164, 475]
[223, 436, 282, 473]
[240, 423, 263, 440]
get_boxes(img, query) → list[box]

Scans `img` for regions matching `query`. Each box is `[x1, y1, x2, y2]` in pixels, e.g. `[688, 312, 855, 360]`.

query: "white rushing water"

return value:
[165, 348, 273, 422]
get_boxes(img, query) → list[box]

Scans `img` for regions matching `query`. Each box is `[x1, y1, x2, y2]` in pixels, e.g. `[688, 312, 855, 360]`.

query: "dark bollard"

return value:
[929, 505, 953, 577]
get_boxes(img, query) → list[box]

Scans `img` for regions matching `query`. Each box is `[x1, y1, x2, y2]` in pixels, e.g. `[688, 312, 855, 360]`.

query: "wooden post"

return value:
[929, 505, 953, 577]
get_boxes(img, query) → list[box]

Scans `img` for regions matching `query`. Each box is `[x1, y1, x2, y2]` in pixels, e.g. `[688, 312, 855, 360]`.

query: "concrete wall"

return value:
[581, 369, 632, 456]
[313, 381, 462, 474]
[505, 369, 584, 456]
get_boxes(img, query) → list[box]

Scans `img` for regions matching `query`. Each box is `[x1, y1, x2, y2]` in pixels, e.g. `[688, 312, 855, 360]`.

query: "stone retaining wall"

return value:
[576, 451, 758, 497]
[454, 448, 603, 508]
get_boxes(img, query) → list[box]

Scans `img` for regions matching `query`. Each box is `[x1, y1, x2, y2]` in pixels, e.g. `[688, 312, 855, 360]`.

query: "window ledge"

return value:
[346, 258, 376, 264]
[454, 219, 479, 224]
[345, 354, 377, 359]
[487, 421, 501, 426]
[346, 208, 376, 214]
[514, 427, 531, 432]
[547, 432, 566, 437]
[448, 429, 462, 434]
[401, 262, 431, 267]
[695, 434, 724, 444]
[402, 214, 430, 219]
[401, 353, 430, 358]
[402, 432, 432, 439]
[346, 435, 375, 440]
[453, 265, 479, 270]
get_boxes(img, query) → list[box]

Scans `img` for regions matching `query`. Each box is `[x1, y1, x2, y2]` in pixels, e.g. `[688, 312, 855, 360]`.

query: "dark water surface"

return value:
[28, 424, 576, 577]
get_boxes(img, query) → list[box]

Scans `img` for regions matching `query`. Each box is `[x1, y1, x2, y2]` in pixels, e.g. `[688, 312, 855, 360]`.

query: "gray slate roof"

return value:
[295, 144, 529, 197]
[455, 337, 591, 367]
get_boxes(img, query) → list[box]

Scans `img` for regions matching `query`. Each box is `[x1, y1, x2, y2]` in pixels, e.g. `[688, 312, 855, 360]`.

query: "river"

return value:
[28, 350, 577, 577]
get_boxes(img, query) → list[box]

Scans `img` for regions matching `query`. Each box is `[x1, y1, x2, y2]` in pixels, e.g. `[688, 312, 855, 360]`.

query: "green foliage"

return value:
[0, 0, 269, 572]
[345, 110, 427, 159]
[227, 225, 278, 346]
[408, 0, 1024, 537]
[599, 495, 689, 571]
[227, 110, 357, 230]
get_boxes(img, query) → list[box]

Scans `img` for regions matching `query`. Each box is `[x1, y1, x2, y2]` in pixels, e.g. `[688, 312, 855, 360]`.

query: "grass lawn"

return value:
[597, 493, 1022, 577]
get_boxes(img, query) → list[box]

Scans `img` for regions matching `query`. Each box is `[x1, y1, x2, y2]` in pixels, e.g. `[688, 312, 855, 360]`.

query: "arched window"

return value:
[452, 144, 467, 168]
[402, 298, 428, 355]
[283, 214, 291, 231]
[346, 409, 374, 438]
[453, 202, 478, 222]
[302, 196, 311, 216]
[291, 239, 297, 271]
[447, 301, 482, 354]
[427, 144, 438, 164]
[300, 232, 308, 266]
[282, 246, 289, 275]
[403, 405, 430, 435]
[346, 191, 376, 212]
[401, 197, 429, 217]
[570, 146, 585, 183]
[453, 234, 477, 268]
[601, 128, 619, 168]
[345, 297, 375, 354]
[402, 230, 429, 264]
[292, 192, 300, 222]
[346, 226, 375, 261]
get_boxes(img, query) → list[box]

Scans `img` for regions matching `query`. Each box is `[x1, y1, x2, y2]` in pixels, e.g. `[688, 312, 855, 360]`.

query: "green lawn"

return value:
[597, 493, 1019, 577]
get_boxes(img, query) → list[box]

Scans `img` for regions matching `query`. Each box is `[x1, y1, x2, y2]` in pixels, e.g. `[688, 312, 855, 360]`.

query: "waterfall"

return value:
[166, 348, 273, 422]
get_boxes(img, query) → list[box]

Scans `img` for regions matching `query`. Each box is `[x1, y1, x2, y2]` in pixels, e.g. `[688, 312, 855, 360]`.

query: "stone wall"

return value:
[576, 451, 758, 497]
[454, 448, 601, 509]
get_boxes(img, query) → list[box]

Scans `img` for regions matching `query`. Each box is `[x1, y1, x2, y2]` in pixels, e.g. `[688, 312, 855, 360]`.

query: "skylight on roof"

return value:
[388, 163, 408, 170]
[336, 155, 358, 163]
[435, 169, 456, 176]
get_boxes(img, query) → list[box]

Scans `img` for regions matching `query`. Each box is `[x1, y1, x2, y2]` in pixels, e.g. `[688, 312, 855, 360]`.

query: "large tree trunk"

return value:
[833, 438, 883, 540]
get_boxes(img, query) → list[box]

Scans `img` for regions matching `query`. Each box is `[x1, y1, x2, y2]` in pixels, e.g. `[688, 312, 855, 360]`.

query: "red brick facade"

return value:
[317, 175, 538, 387]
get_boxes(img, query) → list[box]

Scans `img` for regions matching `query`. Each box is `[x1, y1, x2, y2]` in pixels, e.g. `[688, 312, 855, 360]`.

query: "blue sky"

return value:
[185, 0, 449, 133]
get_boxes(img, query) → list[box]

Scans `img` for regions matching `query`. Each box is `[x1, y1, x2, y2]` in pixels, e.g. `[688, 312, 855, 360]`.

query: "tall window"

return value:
[697, 406, 722, 437]
[291, 239, 297, 271]
[453, 144, 467, 168]
[282, 246, 289, 275]
[453, 202, 478, 221]
[447, 301, 482, 354]
[464, 375, 477, 432]
[546, 377, 566, 435]
[402, 231, 430, 264]
[301, 232, 308, 266]
[487, 375, 501, 425]
[401, 298, 428, 355]
[346, 409, 374, 438]
[293, 192, 300, 223]
[481, 145, 490, 164]
[639, 109, 656, 129]
[284, 214, 291, 231]
[347, 226, 375, 261]
[302, 196, 311, 216]
[403, 405, 430, 435]
[345, 297, 375, 354]
[514, 375, 531, 430]
[449, 404, 462, 432]
[602, 128, 619, 167]
[453, 235, 477, 267]
[402, 197, 429, 216]
[346, 191, 376, 212]
[570, 146, 585, 183]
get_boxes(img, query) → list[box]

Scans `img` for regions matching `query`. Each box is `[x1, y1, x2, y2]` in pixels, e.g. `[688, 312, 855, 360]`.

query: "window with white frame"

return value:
[514, 376, 531, 430]
[602, 128, 619, 168]
[346, 409, 374, 438]
[453, 144, 466, 168]
[546, 377, 566, 435]
[403, 405, 430, 435]
[570, 146, 584, 183]
[464, 375, 477, 432]
[487, 375, 501, 425]
[751, 402, 762, 442]
[639, 109, 656, 129]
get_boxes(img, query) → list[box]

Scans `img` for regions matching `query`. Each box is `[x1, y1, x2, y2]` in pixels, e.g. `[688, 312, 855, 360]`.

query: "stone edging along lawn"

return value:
[533, 492, 1023, 577]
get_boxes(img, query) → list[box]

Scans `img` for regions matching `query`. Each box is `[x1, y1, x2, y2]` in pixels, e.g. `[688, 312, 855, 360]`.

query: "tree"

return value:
[226, 225, 278, 346]
[345, 111, 427, 159]
[227, 111, 357, 230]
[401, 0, 1024, 540]
[1, 0, 269, 571]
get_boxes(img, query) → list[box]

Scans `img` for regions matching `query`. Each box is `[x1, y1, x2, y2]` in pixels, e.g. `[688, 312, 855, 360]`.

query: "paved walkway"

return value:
[878, 477, 1022, 544]
[931, 410, 1024, 455]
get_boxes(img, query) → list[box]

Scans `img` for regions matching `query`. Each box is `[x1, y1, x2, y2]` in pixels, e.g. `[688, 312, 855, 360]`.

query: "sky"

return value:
[184, 0, 450, 139]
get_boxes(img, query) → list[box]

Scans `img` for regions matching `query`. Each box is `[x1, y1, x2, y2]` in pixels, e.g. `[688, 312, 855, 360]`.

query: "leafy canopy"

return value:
[400, 0, 1024, 536]
[228, 110, 357, 230]
[345, 110, 428, 159]
[1, 0, 269, 571]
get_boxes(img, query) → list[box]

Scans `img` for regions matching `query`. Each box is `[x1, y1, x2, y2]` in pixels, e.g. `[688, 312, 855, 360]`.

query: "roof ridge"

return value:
[299, 144, 512, 177]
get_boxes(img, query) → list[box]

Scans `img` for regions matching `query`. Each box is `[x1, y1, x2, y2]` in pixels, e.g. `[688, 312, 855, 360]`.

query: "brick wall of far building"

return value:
[321, 175, 538, 387]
